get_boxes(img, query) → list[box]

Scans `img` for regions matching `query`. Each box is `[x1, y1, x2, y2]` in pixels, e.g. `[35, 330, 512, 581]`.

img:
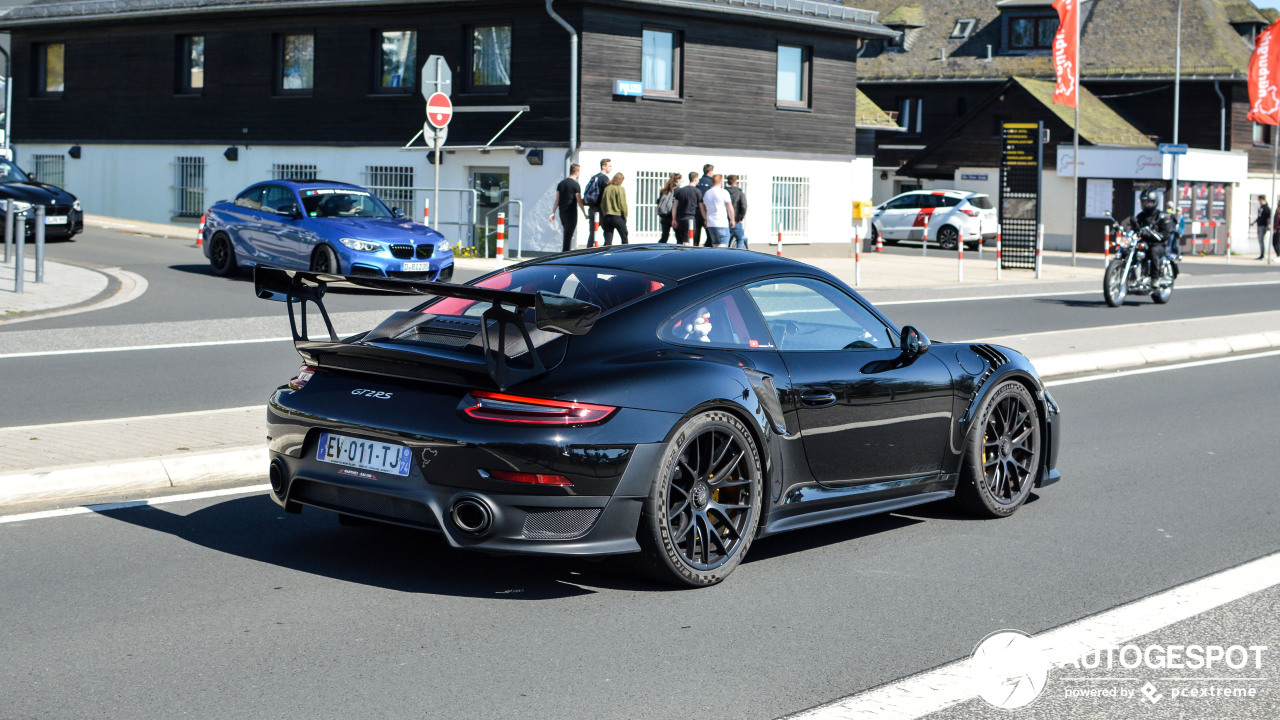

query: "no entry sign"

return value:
[426, 92, 453, 129]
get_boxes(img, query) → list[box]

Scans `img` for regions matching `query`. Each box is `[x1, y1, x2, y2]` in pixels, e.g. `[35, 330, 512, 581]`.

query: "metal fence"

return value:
[270, 163, 318, 181]
[770, 175, 809, 239]
[31, 154, 65, 187]
[362, 165, 415, 216]
[633, 170, 672, 237]
[172, 155, 206, 218]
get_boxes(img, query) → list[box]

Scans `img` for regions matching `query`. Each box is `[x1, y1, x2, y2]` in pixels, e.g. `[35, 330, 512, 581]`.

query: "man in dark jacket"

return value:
[696, 164, 714, 245]
[1257, 195, 1271, 260]
[725, 175, 748, 249]
[674, 171, 704, 245]
[1128, 189, 1176, 284]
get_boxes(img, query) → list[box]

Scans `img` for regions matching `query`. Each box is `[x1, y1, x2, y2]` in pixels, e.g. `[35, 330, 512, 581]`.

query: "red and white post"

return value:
[593, 220, 601, 248]
[854, 229, 861, 286]
[196, 214, 205, 247]
[423, 198, 429, 227]
[777, 231, 784, 257]
[957, 236, 964, 282]
[995, 224, 1003, 281]
[875, 231, 883, 253]
[1227, 230, 1232, 264]
[922, 225, 928, 257]
[1104, 228, 1111, 264]
[496, 212, 506, 261]
[1035, 223, 1044, 279]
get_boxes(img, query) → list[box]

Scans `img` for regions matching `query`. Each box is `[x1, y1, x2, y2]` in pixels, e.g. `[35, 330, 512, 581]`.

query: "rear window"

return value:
[967, 195, 993, 210]
[424, 265, 667, 317]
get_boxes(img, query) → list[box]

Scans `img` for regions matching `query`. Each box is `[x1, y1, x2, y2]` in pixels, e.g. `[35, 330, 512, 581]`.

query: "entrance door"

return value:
[470, 167, 510, 252]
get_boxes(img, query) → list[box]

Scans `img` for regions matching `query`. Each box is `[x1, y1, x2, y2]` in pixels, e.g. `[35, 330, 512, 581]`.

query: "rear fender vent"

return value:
[522, 508, 602, 540]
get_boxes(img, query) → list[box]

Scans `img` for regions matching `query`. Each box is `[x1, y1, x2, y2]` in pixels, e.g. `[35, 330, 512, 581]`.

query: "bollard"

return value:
[423, 198, 429, 227]
[854, 232, 861, 286]
[851, 226, 860, 259]
[978, 235, 983, 261]
[1104, 228, 1111, 264]
[196, 213, 205, 247]
[777, 231, 783, 257]
[957, 237, 964, 283]
[1227, 230, 1232, 264]
[996, 224, 1003, 281]
[922, 225, 928, 258]
[593, 220, 600, 248]
[2, 198, 11, 263]
[496, 212, 505, 261]
[13, 209, 24, 293]
[34, 205, 44, 284]
[1035, 223, 1044, 279]
[687, 226, 694, 246]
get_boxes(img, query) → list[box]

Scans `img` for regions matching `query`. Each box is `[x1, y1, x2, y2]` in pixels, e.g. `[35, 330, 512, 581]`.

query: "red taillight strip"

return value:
[488, 470, 573, 486]
[288, 364, 317, 390]
[464, 390, 617, 426]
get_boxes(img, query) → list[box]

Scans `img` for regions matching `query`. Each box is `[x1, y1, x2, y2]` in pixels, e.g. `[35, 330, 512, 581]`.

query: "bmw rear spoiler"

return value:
[253, 266, 601, 390]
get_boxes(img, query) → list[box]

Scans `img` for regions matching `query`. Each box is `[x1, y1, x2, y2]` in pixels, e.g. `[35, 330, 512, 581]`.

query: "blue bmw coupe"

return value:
[202, 179, 454, 281]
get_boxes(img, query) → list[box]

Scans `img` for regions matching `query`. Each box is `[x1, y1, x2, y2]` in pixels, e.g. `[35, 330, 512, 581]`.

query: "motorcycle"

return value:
[1103, 220, 1178, 307]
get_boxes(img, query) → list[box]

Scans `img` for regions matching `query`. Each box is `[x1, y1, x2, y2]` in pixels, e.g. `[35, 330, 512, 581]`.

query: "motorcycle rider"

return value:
[1126, 189, 1176, 285]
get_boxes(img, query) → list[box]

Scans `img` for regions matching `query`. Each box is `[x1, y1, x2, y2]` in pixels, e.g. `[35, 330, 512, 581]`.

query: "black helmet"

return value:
[1140, 189, 1160, 211]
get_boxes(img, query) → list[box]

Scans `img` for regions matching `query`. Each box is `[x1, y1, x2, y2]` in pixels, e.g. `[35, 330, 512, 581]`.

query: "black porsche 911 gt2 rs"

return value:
[257, 245, 1061, 587]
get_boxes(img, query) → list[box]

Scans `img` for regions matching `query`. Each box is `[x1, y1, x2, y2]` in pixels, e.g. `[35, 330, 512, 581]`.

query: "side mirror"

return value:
[279, 203, 301, 219]
[901, 326, 931, 356]
[392, 207, 406, 219]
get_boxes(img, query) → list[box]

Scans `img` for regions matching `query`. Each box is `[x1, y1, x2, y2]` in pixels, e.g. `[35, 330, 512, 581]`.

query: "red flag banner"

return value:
[1051, 0, 1077, 107]
[1249, 19, 1280, 125]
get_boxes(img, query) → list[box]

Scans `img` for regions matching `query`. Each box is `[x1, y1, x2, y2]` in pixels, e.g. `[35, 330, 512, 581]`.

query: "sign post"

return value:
[421, 55, 453, 232]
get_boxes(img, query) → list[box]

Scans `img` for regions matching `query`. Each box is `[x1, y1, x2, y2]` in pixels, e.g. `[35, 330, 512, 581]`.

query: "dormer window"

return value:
[951, 18, 976, 40]
[1004, 12, 1058, 52]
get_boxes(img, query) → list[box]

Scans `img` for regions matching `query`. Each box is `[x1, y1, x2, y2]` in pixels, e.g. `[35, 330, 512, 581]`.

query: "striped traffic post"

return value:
[957, 236, 964, 282]
[995, 224, 1003, 281]
[496, 212, 505, 261]
[423, 198, 429, 227]
[593, 220, 600, 248]
[1227, 230, 1232, 264]
[1035, 223, 1044, 279]
[688, 226, 694, 246]
[854, 230, 861, 286]
[922, 225, 928, 258]
[777, 231, 783, 257]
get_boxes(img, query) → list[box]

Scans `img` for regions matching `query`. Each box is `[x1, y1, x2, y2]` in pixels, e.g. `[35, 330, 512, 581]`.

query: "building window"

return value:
[776, 45, 810, 107]
[898, 97, 923, 133]
[31, 154, 65, 187]
[173, 156, 206, 219]
[468, 24, 511, 91]
[177, 35, 204, 95]
[363, 165, 415, 216]
[36, 43, 65, 97]
[1254, 122, 1273, 146]
[771, 176, 810, 238]
[277, 34, 314, 94]
[642, 28, 680, 97]
[1007, 13, 1058, 51]
[271, 163, 318, 181]
[376, 30, 416, 93]
[951, 18, 977, 39]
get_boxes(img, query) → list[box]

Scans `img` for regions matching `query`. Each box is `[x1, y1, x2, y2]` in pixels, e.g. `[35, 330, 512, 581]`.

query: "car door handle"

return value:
[800, 391, 838, 407]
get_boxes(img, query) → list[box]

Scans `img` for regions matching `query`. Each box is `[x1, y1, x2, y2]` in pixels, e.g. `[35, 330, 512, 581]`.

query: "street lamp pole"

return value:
[1172, 0, 1182, 235]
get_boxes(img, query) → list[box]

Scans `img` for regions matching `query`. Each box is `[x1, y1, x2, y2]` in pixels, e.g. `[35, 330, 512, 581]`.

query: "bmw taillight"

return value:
[487, 470, 573, 486]
[288, 364, 316, 390]
[462, 391, 617, 426]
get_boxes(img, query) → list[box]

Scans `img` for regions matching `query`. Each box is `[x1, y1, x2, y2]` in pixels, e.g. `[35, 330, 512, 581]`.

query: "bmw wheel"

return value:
[635, 411, 763, 587]
[311, 245, 340, 274]
[209, 233, 238, 276]
[937, 225, 960, 251]
[956, 381, 1041, 518]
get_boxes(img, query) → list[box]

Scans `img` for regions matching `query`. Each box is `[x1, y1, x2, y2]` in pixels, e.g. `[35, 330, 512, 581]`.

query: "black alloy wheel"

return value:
[311, 245, 340, 274]
[937, 225, 960, 251]
[209, 233, 238, 276]
[635, 411, 762, 587]
[956, 381, 1041, 518]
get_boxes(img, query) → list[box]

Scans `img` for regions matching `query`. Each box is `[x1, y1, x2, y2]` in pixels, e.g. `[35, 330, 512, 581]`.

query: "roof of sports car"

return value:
[534, 245, 804, 282]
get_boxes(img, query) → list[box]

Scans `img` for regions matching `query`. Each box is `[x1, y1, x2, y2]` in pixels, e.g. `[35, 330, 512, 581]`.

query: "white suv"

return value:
[870, 190, 997, 250]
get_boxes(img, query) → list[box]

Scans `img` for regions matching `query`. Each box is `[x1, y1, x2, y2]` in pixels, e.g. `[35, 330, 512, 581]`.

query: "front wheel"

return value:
[634, 411, 763, 587]
[937, 225, 960, 251]
[955, 381, 1042, 518]
[310, 244, 340, 274]
[1103, 260, 1127, 307]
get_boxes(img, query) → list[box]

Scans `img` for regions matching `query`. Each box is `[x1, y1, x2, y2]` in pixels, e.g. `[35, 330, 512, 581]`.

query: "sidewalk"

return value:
[0, 256, 110, 318]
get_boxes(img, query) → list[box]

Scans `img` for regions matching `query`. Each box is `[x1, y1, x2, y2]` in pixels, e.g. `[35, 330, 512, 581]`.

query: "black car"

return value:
[257, 246, 1062, 587]
[0, 159, 83, 241]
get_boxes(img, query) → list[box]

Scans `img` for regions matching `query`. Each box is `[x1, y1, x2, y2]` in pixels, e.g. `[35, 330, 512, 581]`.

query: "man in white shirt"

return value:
[699, 174, 735, 248]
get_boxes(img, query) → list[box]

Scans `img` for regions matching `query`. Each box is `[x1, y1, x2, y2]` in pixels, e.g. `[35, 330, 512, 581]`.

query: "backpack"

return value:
[656, 190, 676, 216]
[583, 173, 606, 206]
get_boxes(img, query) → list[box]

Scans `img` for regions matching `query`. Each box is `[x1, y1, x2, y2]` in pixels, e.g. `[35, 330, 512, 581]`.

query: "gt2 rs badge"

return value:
[351, 389, 393, 399]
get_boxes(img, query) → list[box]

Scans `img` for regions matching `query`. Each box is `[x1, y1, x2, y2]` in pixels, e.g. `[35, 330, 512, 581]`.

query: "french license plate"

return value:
[402, 261, 432, 271]
[316, 432, 411, 477]
[44, 215, 68, 225]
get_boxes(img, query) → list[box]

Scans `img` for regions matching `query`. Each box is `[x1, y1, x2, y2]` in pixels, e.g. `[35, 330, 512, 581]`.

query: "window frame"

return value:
[641, 26, 682, 100]
[175, 34, 205, 96]
[897, 97, 923, 134]
[775, 43, 811, 109]
[744, 276, 896, 353]
[373, 29, 417, 95]
[465, 23, 512, 94]
[950, 18, 977, 40]
[35, 42, 66, 99]
[1003, 12, 1058, 52]
[275, 32, 316, 96]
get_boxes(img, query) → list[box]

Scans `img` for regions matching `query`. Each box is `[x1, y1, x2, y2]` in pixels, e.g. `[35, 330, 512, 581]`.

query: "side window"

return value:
[746, 278, 893, 351]
[234, 187, 265, 210]
[884, 195, 915, 210]
[660, 289, 774, 350]
[936, 195, 961, 208]
[261, 185, 296, 213]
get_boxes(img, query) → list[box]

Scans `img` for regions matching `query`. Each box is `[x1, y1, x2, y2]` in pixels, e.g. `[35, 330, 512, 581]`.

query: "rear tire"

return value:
[955, 381, 1041, 518]
[634, 411, 763, 587]
[1103, 260, 1127, 307]
[311, 244, 340, 274]
[208, 233, 238, 276]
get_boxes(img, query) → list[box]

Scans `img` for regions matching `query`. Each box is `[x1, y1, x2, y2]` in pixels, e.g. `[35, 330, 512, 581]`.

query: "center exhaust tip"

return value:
[450, 497, 493, 535]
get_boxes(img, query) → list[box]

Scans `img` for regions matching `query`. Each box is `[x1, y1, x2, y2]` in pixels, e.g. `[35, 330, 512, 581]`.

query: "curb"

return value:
[0, 264, 149, 326]
[5, 331, 1280, 511]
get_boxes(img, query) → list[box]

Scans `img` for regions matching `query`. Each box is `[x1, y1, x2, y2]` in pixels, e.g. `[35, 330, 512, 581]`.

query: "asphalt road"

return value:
[2, 227, 1279, 424]
[2, 346, 1278, 719]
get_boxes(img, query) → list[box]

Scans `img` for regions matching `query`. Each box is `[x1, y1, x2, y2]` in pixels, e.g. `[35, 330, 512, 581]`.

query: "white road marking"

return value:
[1043, 349, 1280, 387]
[785, 550, 1280, 720]
[0, 484, 271, 526]
[2, 405, 263, 432]
[0, 336, 292, 360]
[873, 278, 1280, 306]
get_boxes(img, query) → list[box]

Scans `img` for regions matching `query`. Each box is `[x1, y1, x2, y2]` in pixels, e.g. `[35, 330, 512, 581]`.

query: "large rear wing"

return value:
[253, 266, 601, 389]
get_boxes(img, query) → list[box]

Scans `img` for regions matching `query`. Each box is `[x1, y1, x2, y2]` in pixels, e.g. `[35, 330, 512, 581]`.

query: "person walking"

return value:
[549, 163, 585, 253]
[1256, 194, 1271, 260]
[696, 164, 714, 246]
[583, 158, 612, 248]
[600, 172, 629, 246]
[656, 172, 681, 244]
[674, 171, 703, 245]
[1166, 203, 1182, 259]
[700, 174, 735, 248]
[725, 175, 748, 249]
[1272, 197, 1280, 259]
